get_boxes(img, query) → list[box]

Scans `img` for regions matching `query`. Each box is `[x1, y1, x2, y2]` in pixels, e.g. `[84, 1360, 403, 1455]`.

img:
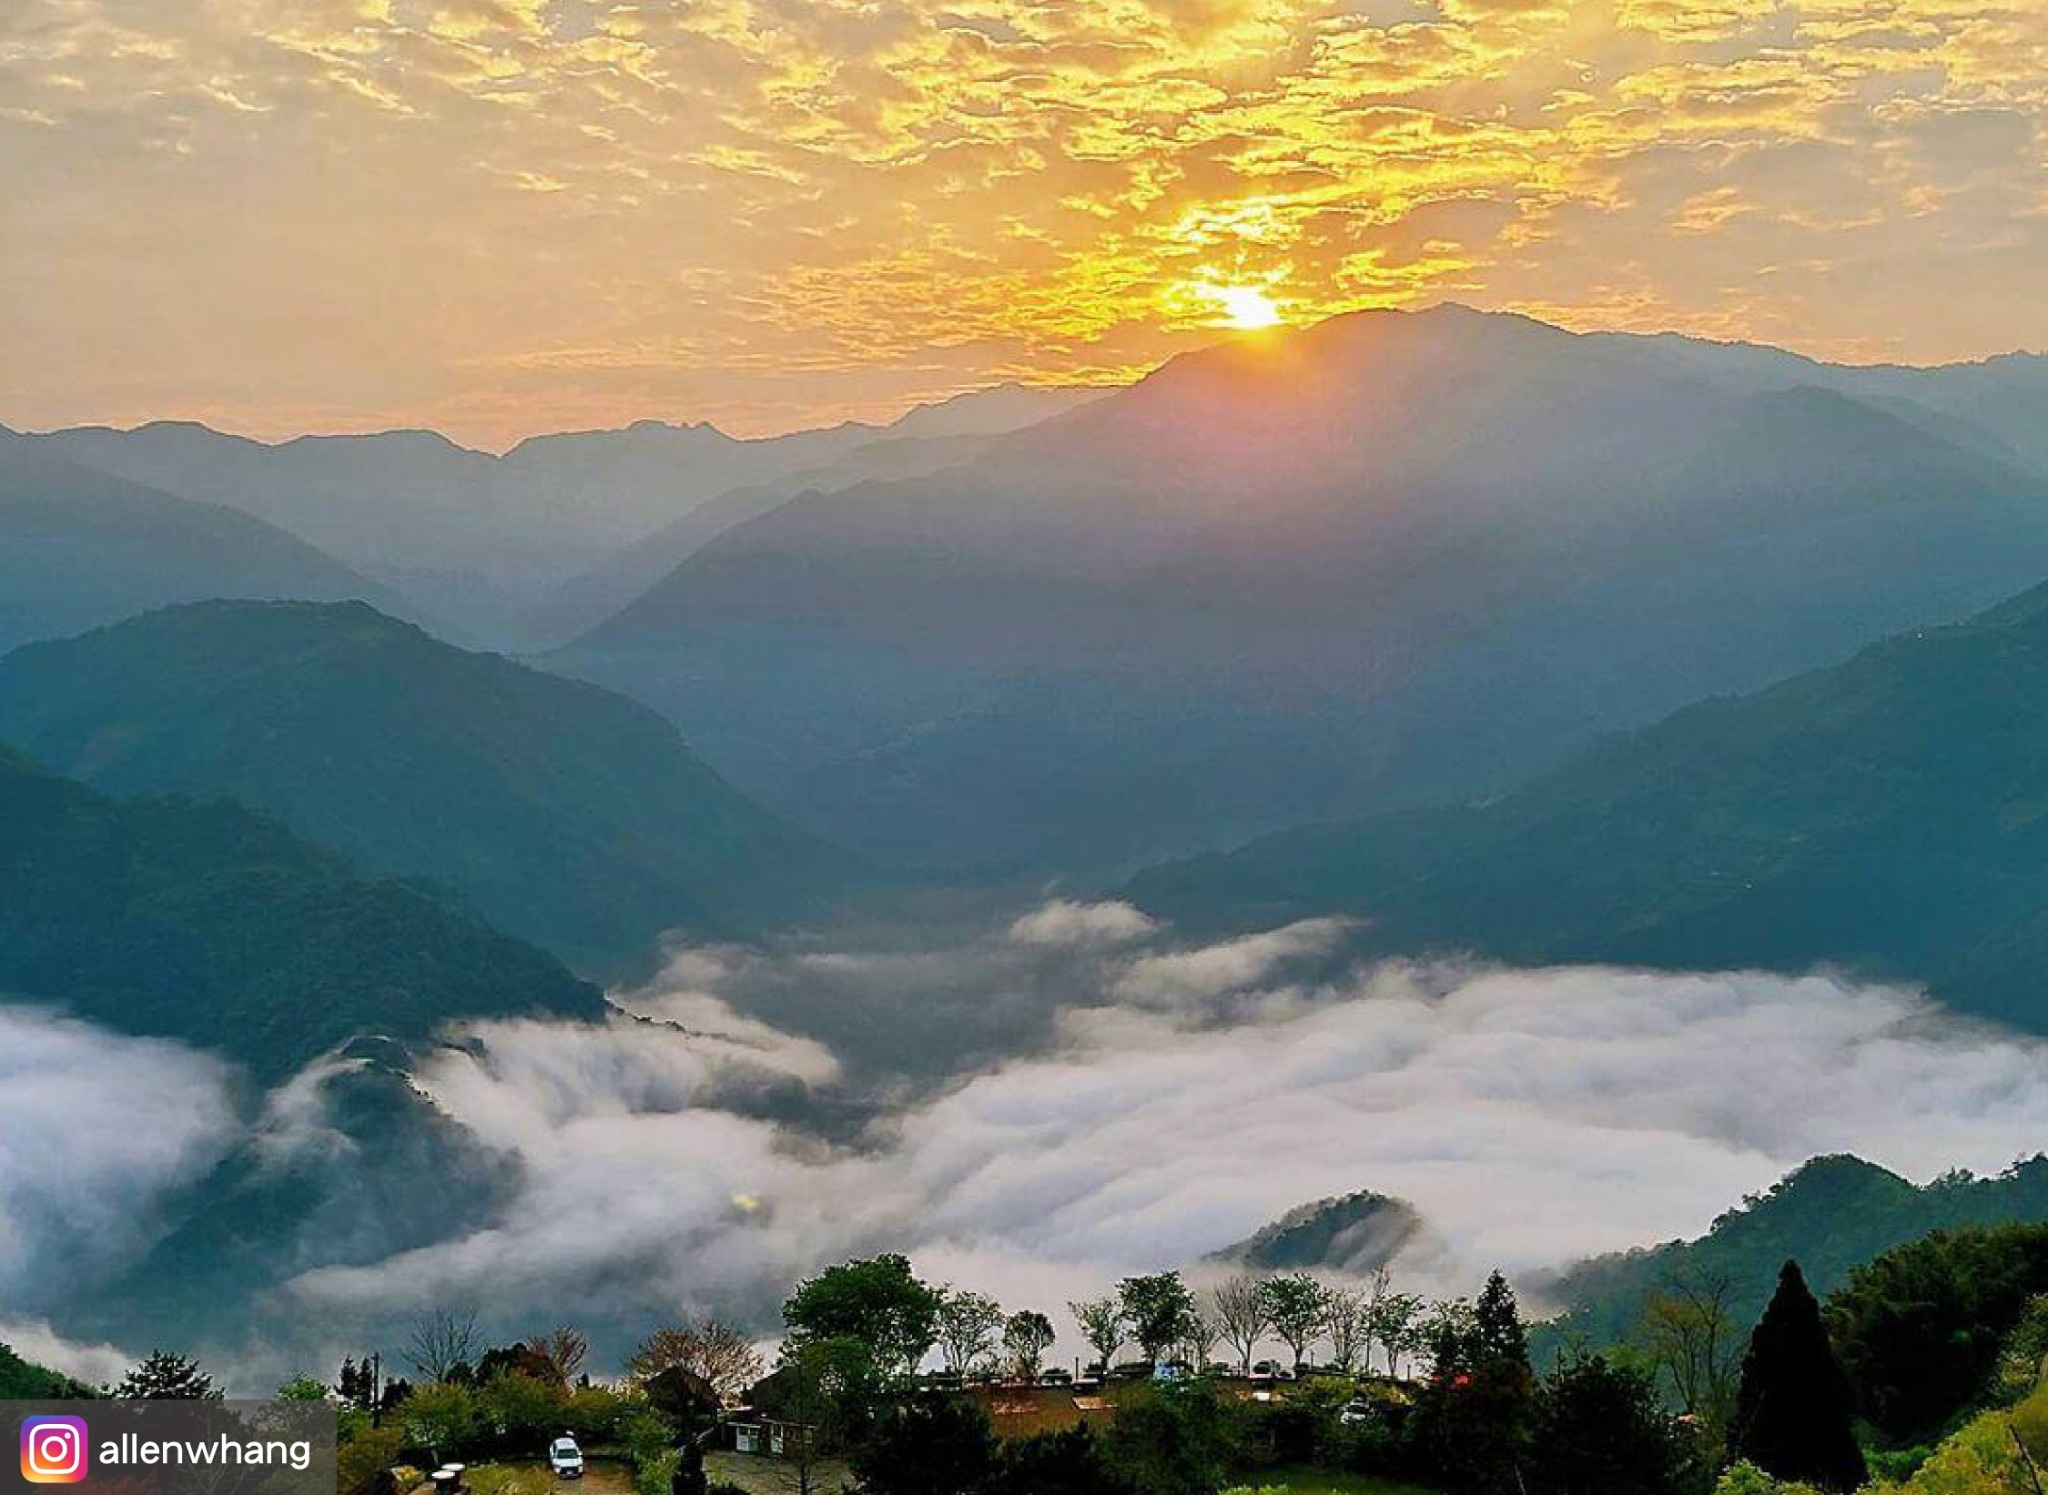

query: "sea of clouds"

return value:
[11, 901, 2048, 1383]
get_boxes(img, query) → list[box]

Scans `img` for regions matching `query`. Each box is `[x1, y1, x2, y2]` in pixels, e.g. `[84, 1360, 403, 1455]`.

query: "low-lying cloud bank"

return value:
[0, 1007, 236, 1307]
[282, 906, 2048, 1357]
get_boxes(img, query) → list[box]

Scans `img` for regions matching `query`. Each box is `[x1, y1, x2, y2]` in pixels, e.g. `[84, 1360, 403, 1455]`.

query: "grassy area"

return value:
[1231, 1468, 1445, 1495]
[703, 1451, 854, 1495]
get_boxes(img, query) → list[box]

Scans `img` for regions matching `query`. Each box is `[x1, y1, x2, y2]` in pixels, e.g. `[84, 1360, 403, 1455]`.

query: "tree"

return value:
[1827, 1222, 2048, 1443]
[1412, 1275, 1533, 1495]
[1730, 1261, 1867, 1493]
[1642, 1265, 1741, 1455]
[775, 1338, 884, 1495]
[404, 1309, 481, 1383]
[527, 1326, 589, 1384]
[850, 1393, 996, 1495]
[671, 1442, 708, 1495]
[1259, 1274, 1329, 1371]
[1180, 1304, 1221, 1370]
[337, 1357, 381, 1412]
[401, 1381, 478, 1468]
[936, 1289, 1005, 1375]
[987, 1426, 1115, 1495]
[119, 1350, 222, 1400]
[1531, 1352, 1691, 1495]
[1365, 1268, 1425, 1377]
[630, 1320, 765, 1402]
[1212, 1275, 1271, 1377]
[277, 1375, 329, 1401]
[1120, 1274, 1198, 1366]
[1101, 1383, 1227, 1495]
[784, 1254, 943, 1375]
[1004, 1311, 1057, 1381]
[1070, 1297, 1126, 1372]
[1474, 1270, 1530, 1370]
[1324, 1287, 1370, 1374]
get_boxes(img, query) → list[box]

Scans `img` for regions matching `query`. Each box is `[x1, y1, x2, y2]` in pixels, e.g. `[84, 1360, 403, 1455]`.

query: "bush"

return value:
[338, 1427, 407, 1495]
[633, 1449, 680, 1495]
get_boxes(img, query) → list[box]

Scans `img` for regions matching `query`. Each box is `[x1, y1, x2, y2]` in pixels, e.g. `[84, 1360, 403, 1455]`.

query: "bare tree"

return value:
[403, 1309, 480, 1383]
[936, 1289, 1005, 1374]
[1212, 1275, 1271, 1376]
[1069, 1297, 1125, 1372]
[527, 1326, 589, 1384]
[1324, 1287, 1371, 1374]
[629, 1320, 767, 1402]
[1180, 1303, 1222, 1369]
[1641, 1266, 1741, 1451]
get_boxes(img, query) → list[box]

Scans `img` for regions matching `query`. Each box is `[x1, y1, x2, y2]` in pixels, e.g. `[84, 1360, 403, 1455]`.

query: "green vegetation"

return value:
[1544, 1156, 2048, 1368]
[0, 599, 851, 979]
[133, 1218, 2048, 1495]
[1226, 1472, 1446, 1495]
[1730, 1264, 1866, 1492]
[1826, 1224, 2048, 1444]
[0, 744, 602, 1073]
[0, 1338, 94, 1398]
[1130, 577, 2048, 1033]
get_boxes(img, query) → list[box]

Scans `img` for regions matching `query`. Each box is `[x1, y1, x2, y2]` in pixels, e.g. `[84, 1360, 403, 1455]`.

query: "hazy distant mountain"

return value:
[528, 385, 1104, 647]
[556, 306, 2048, 872]
[0, 601, 847, 978]
[0, 744, 602, 1075]
[1598, 333, 2048, 478]
[1130, 576, 2048, 1032]
[1208, 1190, 1427, 1275]
[21, 384, 1106, 647]
[1538, 1155, 2048, 1359]
[0, 435, 390, 653]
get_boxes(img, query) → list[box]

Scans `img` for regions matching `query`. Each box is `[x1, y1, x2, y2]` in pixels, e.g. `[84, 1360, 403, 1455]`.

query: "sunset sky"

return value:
[2, 0, 2043, 448]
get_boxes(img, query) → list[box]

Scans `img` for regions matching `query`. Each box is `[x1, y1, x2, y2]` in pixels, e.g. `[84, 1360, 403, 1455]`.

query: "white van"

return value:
[548, 1437, 584, 1479]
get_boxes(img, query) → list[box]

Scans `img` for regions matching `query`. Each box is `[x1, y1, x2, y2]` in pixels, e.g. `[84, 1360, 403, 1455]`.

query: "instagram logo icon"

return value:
[20, 1417, 88, 1484]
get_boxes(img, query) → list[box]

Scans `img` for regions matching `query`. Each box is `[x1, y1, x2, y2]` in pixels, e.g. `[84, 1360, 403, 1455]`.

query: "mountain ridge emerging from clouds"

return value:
[0, 744, 603, 1076]
[1536, 1154, 2048, 1363]
[1127, 571, 2048, 1033]
[0, 599, 849, 980]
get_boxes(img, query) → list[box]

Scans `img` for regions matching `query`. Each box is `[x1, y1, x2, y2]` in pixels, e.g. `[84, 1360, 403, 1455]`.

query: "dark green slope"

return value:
[1540, 1155, 2048, 1360]
[0, 436, 395, 652]
[0, 1339, 94, 1398]
[1129, 578, 2048, 1031]
[0, 745, 602, 1074]
[0, 600, 847, 978]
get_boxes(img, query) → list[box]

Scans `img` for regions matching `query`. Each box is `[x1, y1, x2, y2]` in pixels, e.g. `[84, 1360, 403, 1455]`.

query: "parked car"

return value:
[1038, 1368, 1074, 1387]
[548, 1437, 584, 1479]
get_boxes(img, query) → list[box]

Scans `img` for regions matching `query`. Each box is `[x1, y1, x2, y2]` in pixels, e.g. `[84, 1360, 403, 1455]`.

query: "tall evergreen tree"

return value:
[118, 1350, 222, 1401]
[1731, 1261, 1867, 1493]
[1416, 1273, 1535, 1495]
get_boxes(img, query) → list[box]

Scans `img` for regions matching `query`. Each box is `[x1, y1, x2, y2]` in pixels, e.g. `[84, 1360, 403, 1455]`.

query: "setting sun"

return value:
[1212, 284, 1283, 330]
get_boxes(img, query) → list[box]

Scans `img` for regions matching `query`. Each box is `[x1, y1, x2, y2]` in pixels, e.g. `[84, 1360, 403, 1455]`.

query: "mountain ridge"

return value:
[0, 600, 850, 979]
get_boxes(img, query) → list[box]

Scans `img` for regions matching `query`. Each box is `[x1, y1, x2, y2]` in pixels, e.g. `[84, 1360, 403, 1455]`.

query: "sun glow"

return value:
[1212, 283, 1283, 330]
